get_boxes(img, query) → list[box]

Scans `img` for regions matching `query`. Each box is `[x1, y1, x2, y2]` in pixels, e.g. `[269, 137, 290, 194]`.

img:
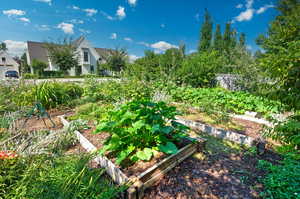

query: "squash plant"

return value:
[94, 100, 190, 165]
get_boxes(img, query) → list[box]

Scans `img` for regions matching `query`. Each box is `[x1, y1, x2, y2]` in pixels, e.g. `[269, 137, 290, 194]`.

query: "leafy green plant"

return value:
[264, 113, 300, 149]
[170, 87, 285, 118]
[94, 100, 190, 166]
[0, 155, 124, 199]
[258, 156, 300, 199]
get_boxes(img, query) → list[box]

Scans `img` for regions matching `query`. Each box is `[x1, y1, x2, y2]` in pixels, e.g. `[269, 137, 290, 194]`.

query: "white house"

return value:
[0, 50, 20, 79]
[26, 36, 111, 76]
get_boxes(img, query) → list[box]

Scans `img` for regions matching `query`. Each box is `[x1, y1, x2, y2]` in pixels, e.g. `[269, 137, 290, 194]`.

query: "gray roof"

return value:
[27, 41, 49, 64]
[27, 38, 112, 64]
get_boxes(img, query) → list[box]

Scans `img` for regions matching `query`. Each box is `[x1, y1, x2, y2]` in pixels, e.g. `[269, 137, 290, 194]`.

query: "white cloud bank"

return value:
[110, 33, 117, 40]
[33, 0, 52, 5]
[57, 22, 74, 34]
[128, 0, 137, 6]
[150, 41, 178, 53]
[18, 17, 30, 23]
[3, 9, 25, 17]
[3, 40, 27, 56]
[116, 6, 126, 20]
[83, 8, 98, 17]
[233, 0, 275, 23]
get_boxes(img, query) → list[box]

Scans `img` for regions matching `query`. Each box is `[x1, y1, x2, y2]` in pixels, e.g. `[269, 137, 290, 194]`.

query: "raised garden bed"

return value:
[59, 116, 206, 199]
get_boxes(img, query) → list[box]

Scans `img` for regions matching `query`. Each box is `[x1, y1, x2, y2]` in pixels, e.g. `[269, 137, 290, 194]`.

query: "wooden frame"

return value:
[59, 116, 206, 199]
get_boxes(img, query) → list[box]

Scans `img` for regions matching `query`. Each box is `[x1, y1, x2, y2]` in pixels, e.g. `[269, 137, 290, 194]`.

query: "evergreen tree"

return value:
[0, 42, 7, 51]
[213, 24, 223, 51]
[223, 23, 232, 52]
[230, 29, 237, 48]
[257, 0, 300, 108]
[198, 9, 213, 52]
[239, 33, 246, 47]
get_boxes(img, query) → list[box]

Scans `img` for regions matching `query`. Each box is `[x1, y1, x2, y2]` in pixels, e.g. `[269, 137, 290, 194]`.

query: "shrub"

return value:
[258, 156, 300, 199]
[16, 82, 83, 109]
[264, 113, 300, 149]
[94, 100, 191, 166]
[23, 73, 38, 79]
[0, 155, 124, 199]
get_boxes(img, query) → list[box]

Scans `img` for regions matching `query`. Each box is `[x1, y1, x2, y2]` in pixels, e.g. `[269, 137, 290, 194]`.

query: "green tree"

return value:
[102, 47, 128, 73]
[20, 53, 31, 74]
[32, 59, 48, 76]
[223, 23, 232, 52]
[0, 42, 7, 51]
[239, 33, 246, 47]
[257, 0, 300, 108]
[198, 9, 213, 52]
[213, 24, 223, 51]
[176, 50, 223, 87]
[44, 38, 79, 75]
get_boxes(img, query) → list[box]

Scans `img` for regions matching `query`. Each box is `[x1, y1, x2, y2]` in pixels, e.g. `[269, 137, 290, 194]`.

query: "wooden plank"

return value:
[59, 116, 129, 185]
[176, 117, 256, 147]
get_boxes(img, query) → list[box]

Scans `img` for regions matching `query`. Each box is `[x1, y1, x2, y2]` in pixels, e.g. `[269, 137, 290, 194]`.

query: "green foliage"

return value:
[94, 100, 190, 166]
[23, 73, 38, 79]
[0, 42, 7, 51]
[258, 156, 300, 199]
[170, 87, 285, 117]
[198, 9, 213, 51]
[0, 155, 124, 199]
[213, 24, 223, 51]
[257, 0, 300, 109]
[176, 50, 223, 87]
[16, 82, 83, 109]
[264, 113, 300, 148]
[31, 59, 48, 76]
[44, 38, 79, 75]
[101, 48, 128, 72]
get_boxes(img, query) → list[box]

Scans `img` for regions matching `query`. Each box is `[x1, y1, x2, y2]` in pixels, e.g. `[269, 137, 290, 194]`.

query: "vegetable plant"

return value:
[94, 100, 190, 165]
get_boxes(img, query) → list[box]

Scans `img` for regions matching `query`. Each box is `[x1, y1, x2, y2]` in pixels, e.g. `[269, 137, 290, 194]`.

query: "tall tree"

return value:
[213, 24, 223, 51]
[239, 33, 246, 47]
[102, 47, 128, 72]
[44, 38, 79, 75]
[0, 42, 7, 51]
[223, 23, 232, 52]
[198, 9, 213, 52]
[257, 0, 300, 108]
[230, 28, 237, 48]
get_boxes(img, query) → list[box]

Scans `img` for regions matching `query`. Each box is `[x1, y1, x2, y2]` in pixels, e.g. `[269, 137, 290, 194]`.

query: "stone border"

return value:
[59, 115, 206, 199]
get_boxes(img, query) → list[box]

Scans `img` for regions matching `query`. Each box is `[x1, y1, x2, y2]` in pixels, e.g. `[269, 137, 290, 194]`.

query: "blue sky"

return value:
[1, 0, 277, 59]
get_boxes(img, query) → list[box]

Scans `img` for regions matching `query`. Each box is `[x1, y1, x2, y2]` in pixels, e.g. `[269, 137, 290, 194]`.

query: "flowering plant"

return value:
[0, 151, 18, 160]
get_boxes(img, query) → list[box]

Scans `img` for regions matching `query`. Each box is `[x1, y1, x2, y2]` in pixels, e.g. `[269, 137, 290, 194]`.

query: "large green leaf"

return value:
[116, 145, 135, 165]
[136, 148, 153, 161]
[158, 142, 178, 154]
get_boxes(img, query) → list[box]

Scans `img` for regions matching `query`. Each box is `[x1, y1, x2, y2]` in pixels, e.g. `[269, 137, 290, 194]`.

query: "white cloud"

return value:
[246, 0, 254, 9]
[83, 8, 98, 16]
[33, 0, 52, 5]
[124, 37, 133, 42]
[246, 45, 252, 51]
[138, 41, 150, 47]
[188, 49, 197, 54]
[234, 8, 255, 22]
[150, 41, 178, 53]
[79, 28, 91, 34]
[3, 40, 27, 56]
[256, 4, 274, 14]
[57, 22, 74, 34]
[116, 6, 126, 20]
[129, 54, 139, 63]
[18, 17, 30, 23]
[3, 9, 25, 17]
[72, 5, 80, 10]
[128, 0, 137, 6]
[110, 33, 117, 40]
[236, 4, 243, 9]
[100, 11, 114, 20]
[69, 19, 84, 24]
[36, 24, 50, 31]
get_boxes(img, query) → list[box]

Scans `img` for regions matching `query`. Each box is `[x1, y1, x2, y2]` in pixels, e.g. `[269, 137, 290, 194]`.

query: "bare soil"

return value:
[144, 148, 281, 199]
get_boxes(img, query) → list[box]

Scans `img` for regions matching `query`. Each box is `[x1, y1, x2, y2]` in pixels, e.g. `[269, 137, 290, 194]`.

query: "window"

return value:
[83, 51, 89, 62]
[2, 57, 6, 63]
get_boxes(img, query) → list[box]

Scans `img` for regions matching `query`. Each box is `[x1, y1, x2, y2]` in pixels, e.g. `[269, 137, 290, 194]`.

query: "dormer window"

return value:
[83, 51, 89, 62]
[2, 57, 6, 63]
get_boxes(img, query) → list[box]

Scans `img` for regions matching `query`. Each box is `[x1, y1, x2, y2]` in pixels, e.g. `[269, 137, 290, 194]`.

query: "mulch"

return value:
[143, 150, 281, 199]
